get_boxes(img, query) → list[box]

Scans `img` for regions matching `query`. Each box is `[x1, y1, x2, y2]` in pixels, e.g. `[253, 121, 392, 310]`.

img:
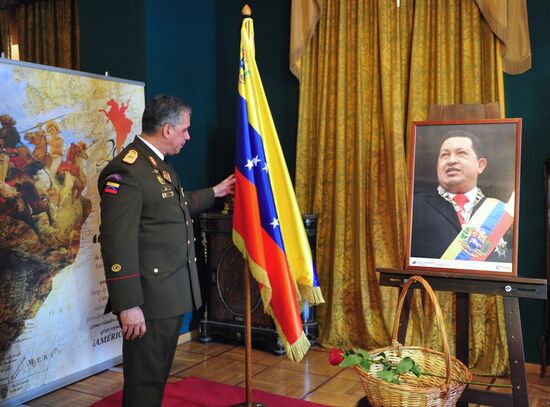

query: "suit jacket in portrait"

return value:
[98, 137, 214, 320]
[410, 192, 512, 262]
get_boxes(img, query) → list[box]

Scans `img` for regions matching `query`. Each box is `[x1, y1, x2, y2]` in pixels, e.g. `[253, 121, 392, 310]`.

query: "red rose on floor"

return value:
[328, 348, 344, 366]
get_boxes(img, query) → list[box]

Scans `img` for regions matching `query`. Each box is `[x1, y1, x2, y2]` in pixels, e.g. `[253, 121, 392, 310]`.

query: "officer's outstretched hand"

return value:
[213, 174, 236, 197]
[119, 306, 146, 340]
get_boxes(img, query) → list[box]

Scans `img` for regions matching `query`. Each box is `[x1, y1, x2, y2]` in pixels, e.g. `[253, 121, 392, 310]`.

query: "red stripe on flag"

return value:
[233, 168, 267, 270]
[233, 168, 303, 344]
[259, 227, 303, 344]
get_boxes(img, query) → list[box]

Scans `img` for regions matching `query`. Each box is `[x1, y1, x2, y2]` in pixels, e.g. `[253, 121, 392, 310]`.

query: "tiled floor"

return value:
[21, 338, 550, 406]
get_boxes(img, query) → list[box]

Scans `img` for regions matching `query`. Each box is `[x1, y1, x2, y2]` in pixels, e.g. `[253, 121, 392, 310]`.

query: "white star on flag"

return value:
[252, 155, 261, 166]
[270, 218, 279, 228]
[245, 159, 254, 170]
[262, 163, 268, 172]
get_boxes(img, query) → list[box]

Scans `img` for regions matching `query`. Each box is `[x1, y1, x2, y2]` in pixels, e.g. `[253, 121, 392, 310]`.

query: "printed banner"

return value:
[0, 59, 144, 406]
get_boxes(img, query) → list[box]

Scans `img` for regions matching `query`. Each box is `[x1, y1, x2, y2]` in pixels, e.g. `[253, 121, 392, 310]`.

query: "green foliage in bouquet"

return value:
[329, 348, 421, 384]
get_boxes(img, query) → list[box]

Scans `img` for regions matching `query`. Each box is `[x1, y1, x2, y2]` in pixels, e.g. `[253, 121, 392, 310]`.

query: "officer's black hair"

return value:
[142, 95, 192, 134]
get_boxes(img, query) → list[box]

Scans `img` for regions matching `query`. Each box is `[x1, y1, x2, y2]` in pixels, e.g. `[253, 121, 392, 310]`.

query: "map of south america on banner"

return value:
[0, 59, 144, 406]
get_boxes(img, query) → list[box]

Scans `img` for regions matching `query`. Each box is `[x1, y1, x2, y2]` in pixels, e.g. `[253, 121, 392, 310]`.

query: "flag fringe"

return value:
[266, 305, 311, 362]
[299, 285, 325, 305]
[285, 331, 311, 362]
[233, 230, 311, 362]
[232, 229, 273, 307]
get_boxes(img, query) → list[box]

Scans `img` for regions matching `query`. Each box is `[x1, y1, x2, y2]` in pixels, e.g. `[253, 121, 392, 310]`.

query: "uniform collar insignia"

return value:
[148, 155, 158, 168]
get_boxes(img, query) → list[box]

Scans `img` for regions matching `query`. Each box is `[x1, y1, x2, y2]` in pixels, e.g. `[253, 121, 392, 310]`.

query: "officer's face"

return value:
[166, 111, 191, 155]
[436, 137, 487, 193]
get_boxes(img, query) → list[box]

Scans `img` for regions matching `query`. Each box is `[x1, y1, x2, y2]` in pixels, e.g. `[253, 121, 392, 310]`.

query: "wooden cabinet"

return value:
[197, 212, 318, 355]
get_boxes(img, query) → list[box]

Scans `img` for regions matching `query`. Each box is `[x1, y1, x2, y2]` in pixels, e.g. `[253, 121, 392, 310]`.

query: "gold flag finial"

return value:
[242, 4, 251, 17]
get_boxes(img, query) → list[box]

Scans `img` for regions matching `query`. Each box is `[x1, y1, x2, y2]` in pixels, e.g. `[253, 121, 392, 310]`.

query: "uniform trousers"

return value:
[121, 314, 183, 407]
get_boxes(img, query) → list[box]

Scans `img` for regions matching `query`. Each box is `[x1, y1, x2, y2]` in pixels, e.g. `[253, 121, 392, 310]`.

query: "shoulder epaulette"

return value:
[122, 149, 138, 164]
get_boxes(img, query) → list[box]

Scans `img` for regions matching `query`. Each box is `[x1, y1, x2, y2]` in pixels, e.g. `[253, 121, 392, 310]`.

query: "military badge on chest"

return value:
[148, 155, 177, 199]
[162, 187, 175, 198]
[156, 173, 166, 185]
[151, 168, 175, 199]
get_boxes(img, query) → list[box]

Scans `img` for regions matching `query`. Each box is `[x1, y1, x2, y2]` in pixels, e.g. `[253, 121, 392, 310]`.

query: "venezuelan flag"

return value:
[232, 13, 324, 362]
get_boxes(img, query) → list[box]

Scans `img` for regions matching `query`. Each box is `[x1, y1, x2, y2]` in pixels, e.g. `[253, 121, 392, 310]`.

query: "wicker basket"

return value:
[355, 275, 472, 407]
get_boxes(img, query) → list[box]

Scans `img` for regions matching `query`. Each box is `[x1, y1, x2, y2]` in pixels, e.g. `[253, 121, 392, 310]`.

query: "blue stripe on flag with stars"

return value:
[236, 95, 285, 251]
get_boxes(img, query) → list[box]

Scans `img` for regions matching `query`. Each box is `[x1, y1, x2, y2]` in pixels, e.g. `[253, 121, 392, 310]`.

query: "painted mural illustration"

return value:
[0, 59, 144, 405]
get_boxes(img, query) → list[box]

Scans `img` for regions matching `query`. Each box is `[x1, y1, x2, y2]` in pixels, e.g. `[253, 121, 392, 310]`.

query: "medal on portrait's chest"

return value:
[162, 170, 172, 183]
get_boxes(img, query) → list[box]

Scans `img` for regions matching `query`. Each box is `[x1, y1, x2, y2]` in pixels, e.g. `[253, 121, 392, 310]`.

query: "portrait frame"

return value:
[406, 118, 522, 277]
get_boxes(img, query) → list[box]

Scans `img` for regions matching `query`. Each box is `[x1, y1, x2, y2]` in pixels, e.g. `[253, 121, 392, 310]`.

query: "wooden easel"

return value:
[372, 268, 547, 407]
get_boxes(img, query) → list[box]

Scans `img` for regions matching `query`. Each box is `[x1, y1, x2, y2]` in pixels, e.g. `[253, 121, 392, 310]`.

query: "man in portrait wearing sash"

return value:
[411, 130, 513, 264]
[98, 95, 235, 406]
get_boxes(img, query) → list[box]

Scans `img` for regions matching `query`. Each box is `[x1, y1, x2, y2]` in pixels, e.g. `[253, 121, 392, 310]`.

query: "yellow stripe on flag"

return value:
[239, 17, 323, 304]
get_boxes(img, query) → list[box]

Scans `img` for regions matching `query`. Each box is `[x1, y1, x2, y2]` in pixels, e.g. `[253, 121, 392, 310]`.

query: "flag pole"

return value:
[231, 7, 269, 407]
[244, 262, 252, 404]
[231, 261, 268, 407]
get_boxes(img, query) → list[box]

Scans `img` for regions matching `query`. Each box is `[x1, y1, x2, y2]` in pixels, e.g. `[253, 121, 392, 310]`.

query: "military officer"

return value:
[98, 94, 235, 406]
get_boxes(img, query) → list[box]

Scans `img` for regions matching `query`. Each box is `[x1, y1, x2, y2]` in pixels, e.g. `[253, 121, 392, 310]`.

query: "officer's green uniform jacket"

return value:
[98, 136, 214, 319]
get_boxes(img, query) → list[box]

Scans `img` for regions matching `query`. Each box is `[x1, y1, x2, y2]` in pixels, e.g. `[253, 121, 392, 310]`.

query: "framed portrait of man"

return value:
[406, 119, 522, 276]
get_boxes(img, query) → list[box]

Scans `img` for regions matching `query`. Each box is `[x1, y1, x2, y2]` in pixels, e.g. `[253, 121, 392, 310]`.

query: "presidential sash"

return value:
[441, 197, 513, 261]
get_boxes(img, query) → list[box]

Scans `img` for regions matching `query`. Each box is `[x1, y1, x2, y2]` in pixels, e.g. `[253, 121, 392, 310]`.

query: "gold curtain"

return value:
[296, 0, 410, 350]
[17, 0, 79, 70]
[289, 0, 322, 80]
[475, 0, 531, 74]
[296, 0, 509, 375]
[0, 8, 11, 58]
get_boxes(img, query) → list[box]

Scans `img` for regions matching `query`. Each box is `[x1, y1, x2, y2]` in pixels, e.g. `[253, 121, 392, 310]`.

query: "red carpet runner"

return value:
[91, 376, 329, 407]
